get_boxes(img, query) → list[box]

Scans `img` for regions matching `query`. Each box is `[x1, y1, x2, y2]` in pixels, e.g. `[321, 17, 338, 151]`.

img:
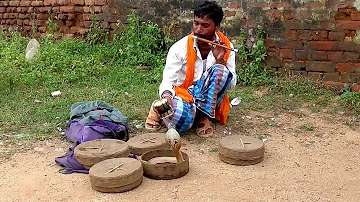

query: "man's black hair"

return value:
[194, 1, 224, 26]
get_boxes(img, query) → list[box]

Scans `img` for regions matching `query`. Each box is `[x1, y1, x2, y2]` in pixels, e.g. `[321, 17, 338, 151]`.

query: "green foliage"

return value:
[236, 26, 273, 86]
[85, 15, 108, 45]
[341, 90, 360, 113]
[112, 11, 169, 79]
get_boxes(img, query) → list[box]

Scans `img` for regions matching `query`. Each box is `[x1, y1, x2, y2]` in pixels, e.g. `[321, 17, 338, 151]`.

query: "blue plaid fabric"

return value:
[163, 64, 233, 135]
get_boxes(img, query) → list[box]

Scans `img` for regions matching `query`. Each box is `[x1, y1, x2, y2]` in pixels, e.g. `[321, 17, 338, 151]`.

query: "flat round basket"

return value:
[127, 133, 169, 156]
[219, 135, 264, 165]
[74, 139, 130, 169]
[140, 149, 189, 180]
[89, 158, 143, 193]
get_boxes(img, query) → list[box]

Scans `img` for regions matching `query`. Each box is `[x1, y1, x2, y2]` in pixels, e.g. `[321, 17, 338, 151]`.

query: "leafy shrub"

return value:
[236, 26, 273, 86]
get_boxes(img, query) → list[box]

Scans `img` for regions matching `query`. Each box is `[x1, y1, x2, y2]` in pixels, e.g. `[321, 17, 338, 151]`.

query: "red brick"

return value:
[266, 57, 282, 67]
[23, 26, 31, 31]
[9, 1, 20, 6]
[350, 13, 360, 21]
[39, 7, 52, 13]
[44, 0, 57, 6]
[351, 85, 360, 92]
[94, 6, 101, 13]
[308, 72, 323, 81]
[28, 7, 34, 12]
[265, 9, 281, 21]
[264, 39, 276, 48]
[19, 14, 29, 19]
[267, 48, 279, 57]
[57, 0, 69, 5]
[323, 72, 340, 81]
[291, 70, 307, 76]
[68, 13, 75, 20]
[307, 61, 336, 72]
[3, 13, 8, 18]
[295, 50, 309, 60]
[309, 41, 338, 51]
[83, 6, 90, 13]
[247, 2, 264, 8]
[280, 49, 293, 59]
[38, 27, 47, 32]
[101, 21, 109, 29]
[225, 11, 236, 18]
[298, 10, 313, 20]
[328, 31, 345, 41]
[110, 7, 118, 15]
[83, 14, 91, 20]
[70, 26, 78, 34]
[31, 1, 43, 6]
[343, 52, 359, 62]
[60, 6, 74, 12]
[83, 21, 92, 28]
[327, 52, 343, 63]
[65, 20, 74, 26]
[79, 28, 87, 35]
[284, 30, 297, 40]
[94, 0, 105, 5]
[85, 0, 94, 5]
[303, 2, 324, 8]
[0, 7, 5, 13]
[311, 51, 327, 61]
[102, 5, 110, 13]
[74, 6, 83, 12]
[23, 19, 30, 25]
[64, 34, 74, 38]
[16, 19, 23, 25]
[284, 20, 301, 29]
[336, 20, 360, 31]
[337, 63, 360, 73]
[321, 21, 336, 30]
[340, 73, 359, 83]
[271, 2, 291, 8]
[284, 41, 303, 49]
[57, 13, 67, 20]
[0, 1, 8, 6]
[284, 60, 306, 70]
[297, 30, 310, 41]
[282, 10, 294, 20]
[52, 7, 60, 12]
[21, 7, 28, 13]
[338, 42, 359, 52]
[37, 14, 49, 20]
[228, 2, 241, 9]
[72, 0, 84, 5]
[110, 22, 117, 29]
[324, 81, 347, 93]
[19, 1, 31, 6]
[310, 31, 328, 41]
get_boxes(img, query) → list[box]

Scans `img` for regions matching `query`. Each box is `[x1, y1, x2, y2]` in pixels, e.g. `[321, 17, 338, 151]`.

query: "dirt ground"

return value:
[0, 108, 359, 202]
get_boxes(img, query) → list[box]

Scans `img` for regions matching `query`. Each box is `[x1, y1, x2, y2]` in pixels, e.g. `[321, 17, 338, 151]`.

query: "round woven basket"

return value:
[140, 149, 189, 180]
[89, 158, 143, 193]
[127, 133, 169, 156]
[218, 135, 264, 166]
[74, 139, 130, 169]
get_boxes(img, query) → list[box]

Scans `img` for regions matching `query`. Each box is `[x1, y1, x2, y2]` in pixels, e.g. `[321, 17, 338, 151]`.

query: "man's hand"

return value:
[161, 90, 173, 108]
[210, 40, 227, 65]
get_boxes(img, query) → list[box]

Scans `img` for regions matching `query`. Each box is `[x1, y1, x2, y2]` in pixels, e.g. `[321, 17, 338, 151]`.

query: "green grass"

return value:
[1, 14, 360, 143]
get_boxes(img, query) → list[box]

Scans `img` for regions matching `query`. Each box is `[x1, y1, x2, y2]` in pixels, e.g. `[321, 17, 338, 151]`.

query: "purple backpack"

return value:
[55, 120, 129, 174]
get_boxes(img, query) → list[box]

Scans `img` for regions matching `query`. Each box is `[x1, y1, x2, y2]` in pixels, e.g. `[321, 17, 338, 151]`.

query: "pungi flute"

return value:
[191, 35, 239, 52]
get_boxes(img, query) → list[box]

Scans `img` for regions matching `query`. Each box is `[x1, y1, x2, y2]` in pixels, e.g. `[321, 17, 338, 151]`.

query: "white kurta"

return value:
[158, 34, 237, 98]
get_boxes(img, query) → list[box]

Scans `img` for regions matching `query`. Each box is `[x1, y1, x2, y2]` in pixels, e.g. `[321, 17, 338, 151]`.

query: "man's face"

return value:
[193, 15, 218, 41]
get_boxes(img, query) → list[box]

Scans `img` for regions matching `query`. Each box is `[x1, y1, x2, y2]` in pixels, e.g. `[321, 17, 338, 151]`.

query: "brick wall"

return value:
[1, 0, 360, 85]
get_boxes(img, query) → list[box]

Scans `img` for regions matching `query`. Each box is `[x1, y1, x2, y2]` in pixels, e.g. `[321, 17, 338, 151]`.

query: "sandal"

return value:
[145, 101, 161, 132]
[196, 117, 213, 137]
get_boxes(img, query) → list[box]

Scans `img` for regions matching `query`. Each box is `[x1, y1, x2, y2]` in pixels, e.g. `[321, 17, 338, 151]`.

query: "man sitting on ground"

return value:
[145, 1, 237, 137]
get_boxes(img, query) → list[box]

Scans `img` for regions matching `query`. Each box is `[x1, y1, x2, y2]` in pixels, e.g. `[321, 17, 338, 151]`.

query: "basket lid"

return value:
[90, 157, 142, 178]
[219, 135, 263, 152]
[127, 133, 169, 155]
[75, 139, 129, 158]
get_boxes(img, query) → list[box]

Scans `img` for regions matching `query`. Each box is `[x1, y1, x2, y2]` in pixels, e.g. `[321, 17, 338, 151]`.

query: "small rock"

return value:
[0, 140, 3, 146]
[34, 147, 44, 152]
[322, 134, 328, 138]
[54, 148, 64, 153]
[289, 93, 294, 97]
[245, 116, 252, 120]
[34, 99, 42, 104]
[18, 142, 22, 146]
[199, 149, 204, 155]
[270, 117, 276, 121]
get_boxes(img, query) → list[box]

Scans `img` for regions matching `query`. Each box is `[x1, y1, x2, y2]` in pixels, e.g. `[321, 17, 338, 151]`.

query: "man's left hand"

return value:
[210, 40, 226, 65]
